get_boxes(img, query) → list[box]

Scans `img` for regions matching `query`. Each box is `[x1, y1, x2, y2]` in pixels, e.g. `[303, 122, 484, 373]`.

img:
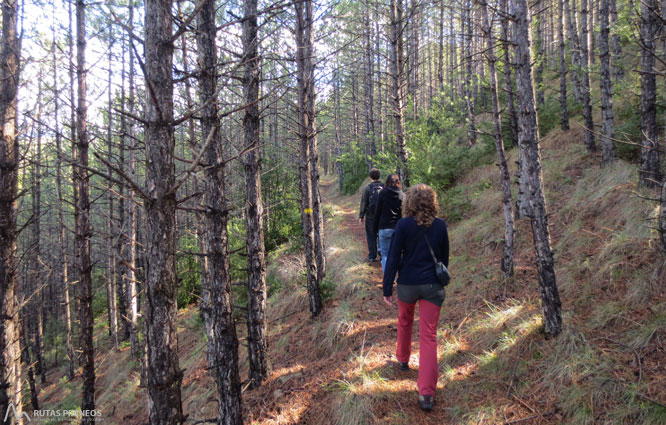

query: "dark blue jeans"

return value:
[365, 219, 378, 260]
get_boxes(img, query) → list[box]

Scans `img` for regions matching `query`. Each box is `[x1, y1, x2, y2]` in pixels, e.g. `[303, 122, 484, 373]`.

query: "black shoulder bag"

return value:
[423, 233, 451, 287]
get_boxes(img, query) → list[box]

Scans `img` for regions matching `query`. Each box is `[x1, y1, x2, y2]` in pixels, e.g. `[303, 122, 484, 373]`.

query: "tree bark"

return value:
[241, 0, 269, 390]
[75, 0, 96, 420]
[500, 0, 519, 145]
[558, 0, 570, 131]
[534, 0, 545, 107]
[512, 0, 563, 336]
[565, 0, 583, 102]
[390, 0, 409, 184]
[126, 0, 140, 360]
[479, 0, 515, 278]
[609, 0, 622, 81]
[599, 0, 615, 166]
[52, 13, 75, 378]
[639, 0, 661, 187]
[143, 0, 184, 423]
[295, 0, 323, 317]
[0, 0, 23, 419]
[580, 0, 596, 152]
[463, 1, 477, 145]
[364, 2, 376, 166]
[106, 24, 119, 351]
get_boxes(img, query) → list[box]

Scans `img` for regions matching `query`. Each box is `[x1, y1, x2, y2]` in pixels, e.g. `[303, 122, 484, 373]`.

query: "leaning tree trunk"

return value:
[295, 0, 323, 317]
[639, 0, 662, 187]
[143, 0, 184, 423]
[599, 0, 615, 166]
[75, 1, 96, 421]
[0, 0, 23, 419]
[241, 0, 268, 391]
[479, 0, 515, 278]
[558, 0, 570, 131]
[580, 0, 596, 152]
[512, 0, 563, 337]
[389, 0, 409, 185]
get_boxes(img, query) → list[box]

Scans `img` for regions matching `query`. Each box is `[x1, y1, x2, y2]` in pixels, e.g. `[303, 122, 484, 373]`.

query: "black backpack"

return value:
[368, 183, 383, 214]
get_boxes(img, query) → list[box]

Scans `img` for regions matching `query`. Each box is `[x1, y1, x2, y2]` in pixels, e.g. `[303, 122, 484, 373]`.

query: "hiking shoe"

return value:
[419, 394, 433, 411]
[398, 361, 409, 371]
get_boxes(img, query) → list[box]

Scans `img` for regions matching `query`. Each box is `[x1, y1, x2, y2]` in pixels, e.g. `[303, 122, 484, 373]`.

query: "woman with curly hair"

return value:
[382, 184, 449, 411]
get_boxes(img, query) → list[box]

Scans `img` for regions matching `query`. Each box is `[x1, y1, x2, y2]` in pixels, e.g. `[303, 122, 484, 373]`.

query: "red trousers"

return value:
[397, 299, 441, 396]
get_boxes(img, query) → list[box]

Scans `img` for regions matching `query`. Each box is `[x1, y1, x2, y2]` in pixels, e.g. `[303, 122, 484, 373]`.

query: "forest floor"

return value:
[36, 125, 666, 424]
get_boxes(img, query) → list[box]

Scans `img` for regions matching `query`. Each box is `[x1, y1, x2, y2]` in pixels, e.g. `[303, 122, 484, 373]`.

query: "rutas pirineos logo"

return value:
[3, 403, 31, 423]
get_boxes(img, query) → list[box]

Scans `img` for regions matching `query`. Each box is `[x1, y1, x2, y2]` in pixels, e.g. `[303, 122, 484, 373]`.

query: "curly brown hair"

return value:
[403, 184, 439, 226]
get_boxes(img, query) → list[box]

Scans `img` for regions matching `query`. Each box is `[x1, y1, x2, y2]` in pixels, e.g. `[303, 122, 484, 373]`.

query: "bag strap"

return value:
[423, 233, 439, 265]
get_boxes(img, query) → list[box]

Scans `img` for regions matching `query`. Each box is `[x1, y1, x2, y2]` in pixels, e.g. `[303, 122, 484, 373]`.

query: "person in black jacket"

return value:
[373, 174, 405, 272]
[382, 184, 449, 412]
[358, 168, 383, 262]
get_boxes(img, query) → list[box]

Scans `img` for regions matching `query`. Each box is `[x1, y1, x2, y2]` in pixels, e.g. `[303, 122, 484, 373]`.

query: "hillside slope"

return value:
[36, 125, 666, 424]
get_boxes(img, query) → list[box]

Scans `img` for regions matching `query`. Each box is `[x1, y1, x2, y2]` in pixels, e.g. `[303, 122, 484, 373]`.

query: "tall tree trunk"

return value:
[580, 0, 596, 152]
[19, 324, 38, 411]
[143, 0, 184, 423]
[241, 0, 268, 390]
[609, 0, 622, 81]
[513, 0, 563, 336]
[500, 0, 519, 145]
[534, 0, 545, 107]
[390, 0, 409, 184]
[364, 3, 376, 165]
[295, 0, 323, 317]
[75, 0, 96, 420]
[0, 0, 23, 418]
[116, 28, 130, 341]
[479, 0, 515, 278]
[558, 0, 570, 131]
[463, 1, 477, 145]
[126, 0, 140, 360]
[599, 0, 615, 166]
[438, 0, 444, 91]
[53, 13, 75, 379]
[197, 0, 243, 420]
[334, 68, 344, 193]
[30, 90, 47, 385]
[106, 25, 119, 351]
[638, 0, 661, 187]
[565, 0, 583, 102]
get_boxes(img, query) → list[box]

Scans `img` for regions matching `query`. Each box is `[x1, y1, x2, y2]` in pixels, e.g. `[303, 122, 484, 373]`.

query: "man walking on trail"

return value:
[359, 168, 383, 262]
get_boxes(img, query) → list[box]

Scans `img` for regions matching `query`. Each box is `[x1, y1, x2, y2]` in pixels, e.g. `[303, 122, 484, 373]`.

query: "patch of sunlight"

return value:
[270, 364, 305, 381]
[327, 245, 344, 256]
[516, 313, 542, 335]
[475, 349, 498, 368]
[442, 334, 469, 357]
[469, 300, 524, 334]
[443, 363, 456, 380]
